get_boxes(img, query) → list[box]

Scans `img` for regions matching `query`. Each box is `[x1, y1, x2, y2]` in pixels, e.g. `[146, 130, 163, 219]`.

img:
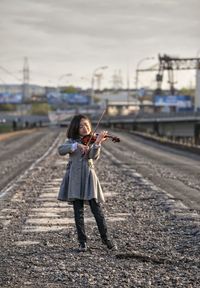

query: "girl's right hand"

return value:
[77, 143, 89, 155]
[95, 130, 108, 145]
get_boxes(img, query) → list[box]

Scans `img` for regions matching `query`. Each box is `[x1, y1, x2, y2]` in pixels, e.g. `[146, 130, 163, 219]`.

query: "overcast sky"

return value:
[0, 0, 200, 89]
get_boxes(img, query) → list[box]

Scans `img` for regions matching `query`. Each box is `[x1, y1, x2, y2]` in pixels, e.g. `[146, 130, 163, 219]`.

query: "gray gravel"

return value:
[0, 128, 59, 193]
[0, 131, 199, 287]
[104, 130, 200, 211]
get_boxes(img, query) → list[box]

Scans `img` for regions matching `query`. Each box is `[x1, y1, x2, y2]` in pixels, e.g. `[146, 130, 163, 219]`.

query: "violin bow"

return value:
[85, 109, 106, 147]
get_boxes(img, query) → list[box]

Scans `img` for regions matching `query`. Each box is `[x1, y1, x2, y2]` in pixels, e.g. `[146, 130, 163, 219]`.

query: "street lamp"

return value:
[91, 66, 108, 105]
[135, 57, 154, 99]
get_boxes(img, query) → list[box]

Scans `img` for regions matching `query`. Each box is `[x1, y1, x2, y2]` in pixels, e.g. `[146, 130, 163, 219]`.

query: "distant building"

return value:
[105, 101, 139, 116]
[154, 95, 193, 112]
[96, 89, 137, 103]
[0, 84, 46, 98]
[139, 100, 154, 113]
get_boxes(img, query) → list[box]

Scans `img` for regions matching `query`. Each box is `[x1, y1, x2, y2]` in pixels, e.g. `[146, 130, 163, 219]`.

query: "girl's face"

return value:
[79, 118, 91, 136]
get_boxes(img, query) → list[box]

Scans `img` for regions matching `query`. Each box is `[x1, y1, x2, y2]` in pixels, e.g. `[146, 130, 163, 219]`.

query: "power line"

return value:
[0, 65, 21, 82]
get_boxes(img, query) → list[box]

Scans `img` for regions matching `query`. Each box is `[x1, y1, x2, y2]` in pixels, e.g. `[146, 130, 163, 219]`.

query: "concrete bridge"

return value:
[96, 111, 200, 146]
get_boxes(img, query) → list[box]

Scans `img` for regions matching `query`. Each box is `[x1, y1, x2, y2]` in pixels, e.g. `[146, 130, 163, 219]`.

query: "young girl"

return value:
[58, 114, 116, 252]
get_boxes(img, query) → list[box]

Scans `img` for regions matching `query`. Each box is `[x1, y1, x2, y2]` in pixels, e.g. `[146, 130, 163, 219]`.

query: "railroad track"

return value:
[104, 130, 200, 211]
[0, 128, 60, 198]
[1, 127, 200, 210]
[0, 130, 199, 287]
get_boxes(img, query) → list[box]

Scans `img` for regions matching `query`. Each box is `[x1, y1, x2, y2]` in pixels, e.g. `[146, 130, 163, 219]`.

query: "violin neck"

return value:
[106, 135, 114, 139]
[96, 133, 120, 142]
[96, 133, 113, 139]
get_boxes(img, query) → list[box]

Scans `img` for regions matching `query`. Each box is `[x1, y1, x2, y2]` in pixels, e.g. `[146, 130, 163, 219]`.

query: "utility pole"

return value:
[22, 57, 30, 101]
[91, 66, 108, 105]
[127, 65, 130, 104]
[135, 57, 155, 98]
[195, 60, 200, 111]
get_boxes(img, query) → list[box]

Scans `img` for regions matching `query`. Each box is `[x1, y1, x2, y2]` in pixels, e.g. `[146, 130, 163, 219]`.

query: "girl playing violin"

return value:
[58, 114, 117, 252]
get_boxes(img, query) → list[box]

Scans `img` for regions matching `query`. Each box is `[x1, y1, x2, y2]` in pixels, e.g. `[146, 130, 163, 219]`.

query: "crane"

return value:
[137, 54, 200, 95]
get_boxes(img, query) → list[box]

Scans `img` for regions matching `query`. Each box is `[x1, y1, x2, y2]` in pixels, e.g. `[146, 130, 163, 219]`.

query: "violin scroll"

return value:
[108, 135, 120, 143]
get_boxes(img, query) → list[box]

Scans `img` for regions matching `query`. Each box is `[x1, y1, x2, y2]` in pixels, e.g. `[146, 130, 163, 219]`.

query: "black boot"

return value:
[78, 242, 87, 252]
[102, 239, 117, 250]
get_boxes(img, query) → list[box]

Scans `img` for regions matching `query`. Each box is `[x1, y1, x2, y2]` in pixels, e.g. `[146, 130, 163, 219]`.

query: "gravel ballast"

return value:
[0, 132, 199, 287]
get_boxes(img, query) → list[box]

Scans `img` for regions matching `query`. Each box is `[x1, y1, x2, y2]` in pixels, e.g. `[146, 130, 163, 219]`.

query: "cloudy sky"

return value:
[0, 0, 200, 89]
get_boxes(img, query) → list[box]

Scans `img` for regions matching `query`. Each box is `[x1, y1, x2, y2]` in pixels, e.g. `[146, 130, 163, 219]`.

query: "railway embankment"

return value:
[0, 131, 199, 287]
[130, 130, 200, 155]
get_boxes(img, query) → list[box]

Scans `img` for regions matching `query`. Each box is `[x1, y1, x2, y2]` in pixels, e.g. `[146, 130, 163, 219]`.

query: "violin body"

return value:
[81, 133, 120, 145]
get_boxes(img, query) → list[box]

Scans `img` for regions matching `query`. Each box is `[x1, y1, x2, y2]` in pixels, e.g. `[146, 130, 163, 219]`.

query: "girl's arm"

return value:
[58, 139, 77, 156]
[88, 131, 108, 160]
[88, 143, 101, 160]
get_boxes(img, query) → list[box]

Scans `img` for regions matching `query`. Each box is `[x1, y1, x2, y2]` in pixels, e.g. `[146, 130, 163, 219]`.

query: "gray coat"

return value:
[57, 139, 105, 203]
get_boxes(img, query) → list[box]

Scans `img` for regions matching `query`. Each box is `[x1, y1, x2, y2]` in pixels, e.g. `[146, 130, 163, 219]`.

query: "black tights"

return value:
[73, 199, 108, 244]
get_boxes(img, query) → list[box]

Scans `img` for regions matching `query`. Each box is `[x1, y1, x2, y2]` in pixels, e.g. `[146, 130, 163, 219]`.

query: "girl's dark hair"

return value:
[67, 114, 91, 139]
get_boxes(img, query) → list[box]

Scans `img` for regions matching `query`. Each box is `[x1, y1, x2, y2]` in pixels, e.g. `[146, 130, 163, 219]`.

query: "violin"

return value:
[81, 133, 120, 145]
